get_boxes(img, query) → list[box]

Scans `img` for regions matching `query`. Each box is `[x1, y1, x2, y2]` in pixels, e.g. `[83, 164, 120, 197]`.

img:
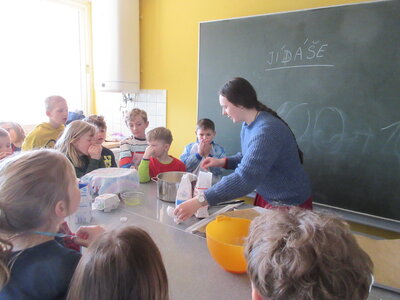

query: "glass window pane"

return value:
[0, 0, 89, 124]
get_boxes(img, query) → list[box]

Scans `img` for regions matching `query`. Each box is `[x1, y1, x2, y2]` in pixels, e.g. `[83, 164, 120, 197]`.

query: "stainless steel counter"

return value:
[70, 181, 400, 300]
[71, 181, 252, 300]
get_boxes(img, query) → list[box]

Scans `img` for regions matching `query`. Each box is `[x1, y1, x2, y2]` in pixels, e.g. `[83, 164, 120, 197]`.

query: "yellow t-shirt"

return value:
[22, 122, 65, 151]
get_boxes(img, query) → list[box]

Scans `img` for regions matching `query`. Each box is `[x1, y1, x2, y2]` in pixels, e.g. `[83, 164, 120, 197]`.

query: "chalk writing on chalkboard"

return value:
[198, 0, 400, 222]
[277, 101, 400, 160]
[265, 39, 334, 71]
[381, 121, 400, 160]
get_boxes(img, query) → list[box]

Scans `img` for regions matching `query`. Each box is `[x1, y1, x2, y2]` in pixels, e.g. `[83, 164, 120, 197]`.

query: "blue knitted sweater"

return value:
[204, 111, 311, 206]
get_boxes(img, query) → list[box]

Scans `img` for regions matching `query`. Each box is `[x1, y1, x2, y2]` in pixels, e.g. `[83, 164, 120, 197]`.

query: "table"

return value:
[70, 182, 400, 300]
[70, 181, 252, 300]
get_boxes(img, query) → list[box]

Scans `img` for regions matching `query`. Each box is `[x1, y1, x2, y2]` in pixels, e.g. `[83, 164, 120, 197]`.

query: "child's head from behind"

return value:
[0, 122, 25, 146]
[55, 120, 96, 168]
[196, 119, 216, 144]
[84, 115, 107, 145]
[0, 149, 80, 288]
[67, 226, 169, 300]
[0, 149, 79, 235]
[125, 108, 148, 138]
[0, 128, 11, 155]
[146, 127, 173, 158]
[245, 208, 373, 300]
[45, 95, 68, 127]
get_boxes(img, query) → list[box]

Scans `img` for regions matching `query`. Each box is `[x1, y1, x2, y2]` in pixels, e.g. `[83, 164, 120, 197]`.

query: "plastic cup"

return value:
[120, 191, 144, 206]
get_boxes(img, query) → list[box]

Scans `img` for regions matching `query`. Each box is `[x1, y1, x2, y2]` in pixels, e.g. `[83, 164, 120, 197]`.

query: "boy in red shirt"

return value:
[138, 127, 186, 182]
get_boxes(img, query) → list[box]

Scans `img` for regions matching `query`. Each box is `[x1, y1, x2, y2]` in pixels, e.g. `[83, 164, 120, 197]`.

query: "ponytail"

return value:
[256, 102, 304, 164]
[220, 78, 304, 164]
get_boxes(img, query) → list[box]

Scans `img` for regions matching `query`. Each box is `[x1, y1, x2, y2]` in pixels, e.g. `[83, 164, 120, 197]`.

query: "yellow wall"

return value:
[139, 0, 372, 157]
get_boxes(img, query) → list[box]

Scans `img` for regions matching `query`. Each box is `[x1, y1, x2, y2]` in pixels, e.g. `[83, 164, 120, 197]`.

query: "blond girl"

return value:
[67, 226, 169, 300]
[55, 120, 104, 178]
[0, 150, 104, 300]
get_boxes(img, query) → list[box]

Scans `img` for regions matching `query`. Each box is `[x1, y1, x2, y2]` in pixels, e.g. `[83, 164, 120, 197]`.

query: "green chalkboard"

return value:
[198, 0, 400, 221]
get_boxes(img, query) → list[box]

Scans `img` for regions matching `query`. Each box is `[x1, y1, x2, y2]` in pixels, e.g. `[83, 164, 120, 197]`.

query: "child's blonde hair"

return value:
[45, 95, 67, 112]
[0, 122, 25, 144]
[245, 207, 373, 300]
[67, 226, 169, 300]
[146, 127, 173, 145]
[55, 120, 96, 168]
[0, 150, 76, 288]
[125, 108, 148, 125]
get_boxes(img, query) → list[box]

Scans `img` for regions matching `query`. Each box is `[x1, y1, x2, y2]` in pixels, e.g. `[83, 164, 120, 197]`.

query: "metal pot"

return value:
[152, 171, 197, 203]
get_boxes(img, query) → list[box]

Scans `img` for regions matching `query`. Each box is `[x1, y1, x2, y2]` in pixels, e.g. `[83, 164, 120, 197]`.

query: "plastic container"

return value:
[206, 215, 251, 273]
[120, 191, 144, 206]
[74, 183, 92, 224]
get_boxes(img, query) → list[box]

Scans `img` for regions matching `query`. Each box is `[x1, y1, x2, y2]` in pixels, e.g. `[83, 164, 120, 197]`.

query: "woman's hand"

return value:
[174, 197, 203, 221]
[74, 225, 105, 247]
[88, 144, 102, 160]
[201, 157, 226, 169]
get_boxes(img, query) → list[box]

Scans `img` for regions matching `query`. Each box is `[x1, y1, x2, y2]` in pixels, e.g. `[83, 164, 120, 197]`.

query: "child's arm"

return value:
[74, 225, 106, 248]
[86, 145, 104, 174]
[58, 221, 80, 252]
[180, 143, 201, 173]
[138, 159, 151, 183]
[119, 157, 133, 168]
[119, 139, 133, 168]
[212, 143, 226, 159]
[137, 145, 154, 183]
[208, 144, 226, 177]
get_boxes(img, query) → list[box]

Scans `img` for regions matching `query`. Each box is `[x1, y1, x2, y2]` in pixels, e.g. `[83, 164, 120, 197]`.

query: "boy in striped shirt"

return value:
[119, 108, 149, 168]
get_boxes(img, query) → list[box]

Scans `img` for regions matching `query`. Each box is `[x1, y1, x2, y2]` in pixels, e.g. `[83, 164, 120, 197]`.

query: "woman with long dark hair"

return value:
[175, 77, 312, 221]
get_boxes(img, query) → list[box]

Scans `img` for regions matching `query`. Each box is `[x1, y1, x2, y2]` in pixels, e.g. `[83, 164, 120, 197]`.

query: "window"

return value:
[0, 0, 91, 125]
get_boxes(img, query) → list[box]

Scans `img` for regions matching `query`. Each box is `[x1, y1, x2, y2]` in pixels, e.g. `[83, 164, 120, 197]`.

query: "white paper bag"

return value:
[175, 173, 193, 206]
[194, 171, 212, 218]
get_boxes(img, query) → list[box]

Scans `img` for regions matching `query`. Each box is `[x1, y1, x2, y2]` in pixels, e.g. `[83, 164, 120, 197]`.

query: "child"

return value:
[55, 120, 104, 178]
[0, 128, 12, 161]
[22, 95, 68, 150]
[119, 108, 149, 168]
[0, 122, 25, 152]
[66, 226, 169, 300]
[245, 208, 374, 300]
[83, 115, 117, 168]
[0, 150, 104, 300]
[138, 127, 186, 183]
[180, 118, 225, 177]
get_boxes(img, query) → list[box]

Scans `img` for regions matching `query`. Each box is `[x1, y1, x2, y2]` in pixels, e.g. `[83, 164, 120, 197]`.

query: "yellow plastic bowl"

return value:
[206, 215, 251, 273]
